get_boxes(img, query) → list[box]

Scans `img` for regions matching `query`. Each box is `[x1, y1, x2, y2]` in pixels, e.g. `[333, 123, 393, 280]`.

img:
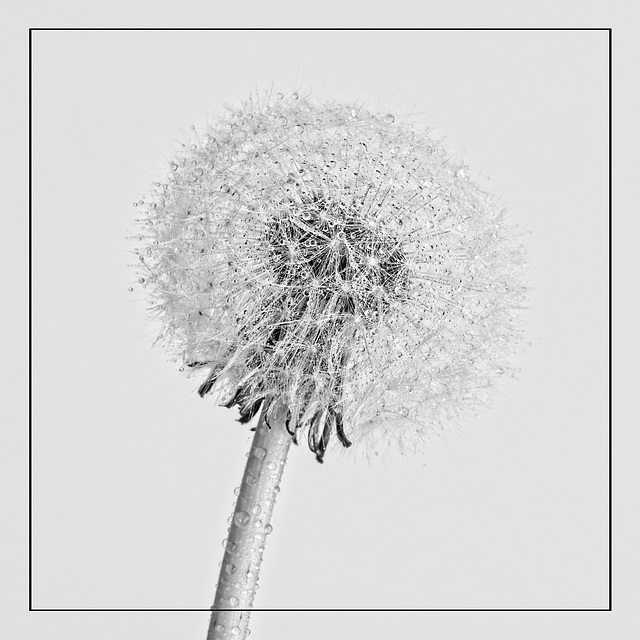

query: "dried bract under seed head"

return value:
[134, 90, 526, 459]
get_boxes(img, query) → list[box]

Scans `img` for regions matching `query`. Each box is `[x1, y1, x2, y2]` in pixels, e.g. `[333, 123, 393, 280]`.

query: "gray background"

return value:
[4, 9, 637, 640]
[31, 25, 607, 607]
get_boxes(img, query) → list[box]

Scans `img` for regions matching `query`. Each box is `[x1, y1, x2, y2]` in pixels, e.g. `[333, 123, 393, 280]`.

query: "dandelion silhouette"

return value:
[132, 89, 526, 638]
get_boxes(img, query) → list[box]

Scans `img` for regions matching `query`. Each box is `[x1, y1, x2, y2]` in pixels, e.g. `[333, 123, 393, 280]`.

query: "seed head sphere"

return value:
[134, 90, 526, 461]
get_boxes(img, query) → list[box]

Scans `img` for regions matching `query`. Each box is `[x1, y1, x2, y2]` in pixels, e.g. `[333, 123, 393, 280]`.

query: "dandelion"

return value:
[132, 89, 526, 639]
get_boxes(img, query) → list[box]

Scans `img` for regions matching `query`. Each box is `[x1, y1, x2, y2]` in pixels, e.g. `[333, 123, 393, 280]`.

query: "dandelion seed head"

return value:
[134, 89, 527, 459]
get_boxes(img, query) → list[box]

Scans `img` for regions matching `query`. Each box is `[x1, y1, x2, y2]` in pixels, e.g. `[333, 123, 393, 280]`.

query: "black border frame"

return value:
[28, 26, 613, 613]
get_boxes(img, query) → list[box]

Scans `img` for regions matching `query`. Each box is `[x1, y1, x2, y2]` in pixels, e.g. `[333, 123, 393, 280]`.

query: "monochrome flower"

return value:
[134, 89, 526, 461]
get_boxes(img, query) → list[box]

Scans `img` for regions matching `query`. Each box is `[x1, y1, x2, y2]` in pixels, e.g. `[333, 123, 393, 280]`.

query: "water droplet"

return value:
[229, 596, 239, 607]
[234, 511, 250, 527]
[265, 524, 273, 535]
[138, 277, 145, 284]
[267, 461, 277, 470]
[220, 184, 231, 193]
[294, 124, 305, 134]
[231, 626, 241, 636]
[255, 519, 263, 528]
[276, 92, 283, 99]
[128, 287, 133, 292]
[233, 486, 241, 496]
[384, 113, 395, 123]
[214, 624, 225, 635]
[252, 505, 262, 516]
[292, 92, 299, 99]
[225, 563, 237, 575]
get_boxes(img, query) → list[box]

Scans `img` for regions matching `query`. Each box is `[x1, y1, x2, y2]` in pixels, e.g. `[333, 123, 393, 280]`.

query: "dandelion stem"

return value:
[207, 404, 292, 640]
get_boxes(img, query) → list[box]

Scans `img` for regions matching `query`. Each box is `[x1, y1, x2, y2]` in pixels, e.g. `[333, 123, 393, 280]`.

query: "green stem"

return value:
[207, 403, 292, 640]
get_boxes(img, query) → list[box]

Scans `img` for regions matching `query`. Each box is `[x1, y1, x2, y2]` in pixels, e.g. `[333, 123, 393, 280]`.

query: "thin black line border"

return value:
[28, 26, 613, 614]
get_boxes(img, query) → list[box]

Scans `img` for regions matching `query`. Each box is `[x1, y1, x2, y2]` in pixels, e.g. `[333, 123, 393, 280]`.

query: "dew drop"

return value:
[220, 184, 231, 193]
[128, 287, 133, 292]
[384, 114, 395, 124]
[266, 461, 277, 470]
[276, 92, 283, 100]
[295, 124, 305, 134]
[231, 626, 241, 636]
[229, 596, 239, 607]
[252, 447, 267, 464]
[234, 511, 250, 527]
[214, 624, 226, 636]
[292, 92, 299, 99]
[138, 277, 145, 284]
[224, 563, 237, 575]
[277, 116, 288, 126]
[265, 524, 273, 535]
[233, 486, 241, 496]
